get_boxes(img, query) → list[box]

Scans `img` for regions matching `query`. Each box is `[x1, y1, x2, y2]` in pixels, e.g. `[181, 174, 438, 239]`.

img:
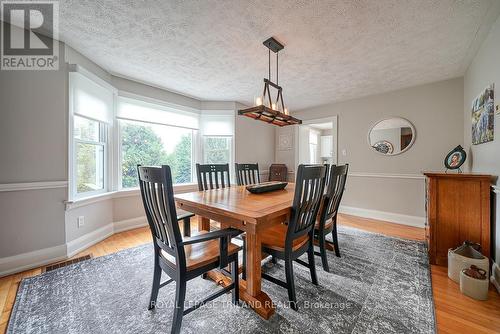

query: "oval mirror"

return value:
[368, 118, 415, 155]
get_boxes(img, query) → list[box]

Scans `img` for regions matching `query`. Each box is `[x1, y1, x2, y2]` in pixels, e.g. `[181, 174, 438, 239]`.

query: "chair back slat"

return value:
[320, 164, 349, 224]
[196, 164, 231, 191]
[287, 165, 326, 243]
[235, 163, 260, 186]
[138, 165, 184, 261]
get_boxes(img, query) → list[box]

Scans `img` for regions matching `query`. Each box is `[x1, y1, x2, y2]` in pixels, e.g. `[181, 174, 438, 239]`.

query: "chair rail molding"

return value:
[0, 180, 68, 192]
[348, 172, 424, 180]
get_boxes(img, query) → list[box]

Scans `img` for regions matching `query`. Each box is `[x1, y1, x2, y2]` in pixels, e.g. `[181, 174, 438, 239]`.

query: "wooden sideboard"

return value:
[424, 172, 492, 266]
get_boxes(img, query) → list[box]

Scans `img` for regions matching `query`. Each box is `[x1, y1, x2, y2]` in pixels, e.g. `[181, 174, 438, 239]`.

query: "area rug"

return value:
[7, 226, 436, 333]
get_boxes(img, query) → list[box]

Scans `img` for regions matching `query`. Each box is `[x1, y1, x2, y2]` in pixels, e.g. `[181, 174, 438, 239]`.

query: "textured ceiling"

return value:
[59, 0, 499, 110]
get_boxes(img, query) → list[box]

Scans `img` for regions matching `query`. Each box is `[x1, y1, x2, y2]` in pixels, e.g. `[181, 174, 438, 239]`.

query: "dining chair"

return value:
[196, 163, 231, 191]
[314, 164, 349, 272]
[235, 163, 260, 185]
[137, 165, 241, 334]
[254, 164, 327, 310]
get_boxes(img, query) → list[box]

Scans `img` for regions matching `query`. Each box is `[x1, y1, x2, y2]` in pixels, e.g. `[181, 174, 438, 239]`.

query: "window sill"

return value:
[65, 183, 198, 211]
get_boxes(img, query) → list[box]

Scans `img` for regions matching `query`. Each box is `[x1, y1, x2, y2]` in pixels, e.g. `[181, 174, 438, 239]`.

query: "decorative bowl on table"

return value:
[245, 181, 288, 194]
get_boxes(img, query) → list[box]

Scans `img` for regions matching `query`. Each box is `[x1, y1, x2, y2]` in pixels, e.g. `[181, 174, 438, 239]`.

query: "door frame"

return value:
[295, 116, 338, 168]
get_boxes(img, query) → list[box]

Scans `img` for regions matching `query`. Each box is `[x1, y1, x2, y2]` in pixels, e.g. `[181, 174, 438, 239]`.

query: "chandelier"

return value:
[238, 37, 302, 126]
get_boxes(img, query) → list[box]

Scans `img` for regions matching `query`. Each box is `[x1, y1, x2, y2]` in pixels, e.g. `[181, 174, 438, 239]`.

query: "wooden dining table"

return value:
[174, 184, 295, 319]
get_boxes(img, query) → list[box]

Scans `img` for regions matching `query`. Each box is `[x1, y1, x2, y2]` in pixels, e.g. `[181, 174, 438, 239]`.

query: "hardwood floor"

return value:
[1, 214, 499, 333]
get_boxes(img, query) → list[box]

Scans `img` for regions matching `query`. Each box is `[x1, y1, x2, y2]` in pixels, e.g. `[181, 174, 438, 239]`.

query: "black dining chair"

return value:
[314, 164, 349, 271]
[235, 163, 260, 185]
[196, 163, 231, 191]
[137, 165, 241, 334]
[256, 164, 326, 310]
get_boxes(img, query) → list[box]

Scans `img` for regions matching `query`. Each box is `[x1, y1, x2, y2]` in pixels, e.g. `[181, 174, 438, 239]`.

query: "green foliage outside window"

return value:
[121, 122, 192, 188]
[203, 137, 230, 164]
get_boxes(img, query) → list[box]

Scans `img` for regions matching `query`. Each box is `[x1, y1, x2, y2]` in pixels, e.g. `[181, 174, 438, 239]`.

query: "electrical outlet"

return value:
[77, 216, 85, 228]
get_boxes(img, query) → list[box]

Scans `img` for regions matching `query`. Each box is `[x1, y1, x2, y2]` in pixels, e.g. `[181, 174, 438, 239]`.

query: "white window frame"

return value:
[68, 65, 116, 201]
[201, 135, 234, 181]
[71, 115, 108, 199]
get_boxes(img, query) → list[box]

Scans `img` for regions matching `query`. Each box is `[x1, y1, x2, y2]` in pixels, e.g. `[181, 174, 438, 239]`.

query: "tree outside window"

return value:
[121, 120, 193, 188]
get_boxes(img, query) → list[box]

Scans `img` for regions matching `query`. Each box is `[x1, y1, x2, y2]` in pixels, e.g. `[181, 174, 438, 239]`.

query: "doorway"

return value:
[297, 116, 338, 166]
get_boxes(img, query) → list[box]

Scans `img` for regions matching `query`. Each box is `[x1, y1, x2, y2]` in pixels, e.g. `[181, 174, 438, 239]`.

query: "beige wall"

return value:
[235, 103, 275, 175]
[463, 14, 500, 264]
[0, 34, 67, 259]
[291, 78, 464, 224]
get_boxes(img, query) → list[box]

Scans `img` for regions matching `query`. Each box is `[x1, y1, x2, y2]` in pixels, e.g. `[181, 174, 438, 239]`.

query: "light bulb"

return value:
[284, 108, 289, 115]
[272, 103, 277, 110]
[255, 96, 263, 106]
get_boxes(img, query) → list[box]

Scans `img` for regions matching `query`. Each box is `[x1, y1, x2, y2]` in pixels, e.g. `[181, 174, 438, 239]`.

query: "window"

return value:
[74, 116, 106, 194]
[200, 113, 234, 167]
[69, 71, 114, 199]
[120, 120, 194, 188]
[117, 96, 199, 188]
[203, 136, 232, 164]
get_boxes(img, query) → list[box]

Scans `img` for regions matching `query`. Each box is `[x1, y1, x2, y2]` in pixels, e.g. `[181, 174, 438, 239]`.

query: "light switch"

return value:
[342, 149, 347, 156]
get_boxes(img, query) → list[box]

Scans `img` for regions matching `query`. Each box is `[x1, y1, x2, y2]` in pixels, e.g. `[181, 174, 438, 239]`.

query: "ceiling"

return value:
[58, 0, 500, 111]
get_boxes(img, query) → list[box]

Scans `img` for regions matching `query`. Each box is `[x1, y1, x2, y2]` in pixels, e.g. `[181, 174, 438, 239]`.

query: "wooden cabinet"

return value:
[424, 173, 492, 266]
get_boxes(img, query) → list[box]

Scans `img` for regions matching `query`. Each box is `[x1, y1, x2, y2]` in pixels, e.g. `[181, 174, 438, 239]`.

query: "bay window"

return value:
[69, 67, 236, 201]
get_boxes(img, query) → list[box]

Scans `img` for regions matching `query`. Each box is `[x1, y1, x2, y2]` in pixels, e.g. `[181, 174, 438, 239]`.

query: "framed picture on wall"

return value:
[471, 84, 494, 145]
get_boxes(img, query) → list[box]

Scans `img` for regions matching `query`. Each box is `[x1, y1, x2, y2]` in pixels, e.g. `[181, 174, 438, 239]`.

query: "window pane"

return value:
[76, 143, 104, 193]
[121, 120, 193, 188]
[74, 115, 100, 142]
[204, 137, 231, 164]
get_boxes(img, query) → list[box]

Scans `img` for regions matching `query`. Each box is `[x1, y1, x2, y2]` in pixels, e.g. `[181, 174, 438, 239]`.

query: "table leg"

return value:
[198, 216, 210, 231]
[239, 232, 275, 319]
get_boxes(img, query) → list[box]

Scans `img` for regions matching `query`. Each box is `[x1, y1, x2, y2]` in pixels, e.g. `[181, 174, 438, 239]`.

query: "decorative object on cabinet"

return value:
[471, 84, 494, 145]
[269, 164, 288, 182]
[424, 172, 492, 266]
[447, 241, 489, 283]
[460, 265, 489, 301]
[444, 145, 466, 173]
[368, 117, 415, 155]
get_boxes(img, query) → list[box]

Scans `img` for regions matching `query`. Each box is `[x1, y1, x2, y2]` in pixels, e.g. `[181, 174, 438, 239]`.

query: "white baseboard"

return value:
[0, 244, 67, 277]
[339, 205, 425, 228]
[113, 216, 148, 233]
[491, 263, 500, 294]
[66, 223, 114, 258]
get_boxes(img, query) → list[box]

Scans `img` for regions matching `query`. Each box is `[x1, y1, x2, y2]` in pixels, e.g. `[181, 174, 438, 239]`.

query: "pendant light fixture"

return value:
[238, 37, 302, 126]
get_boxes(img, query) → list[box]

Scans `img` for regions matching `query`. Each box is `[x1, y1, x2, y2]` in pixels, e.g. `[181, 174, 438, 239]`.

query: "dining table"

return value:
[174, 184, 296, 319]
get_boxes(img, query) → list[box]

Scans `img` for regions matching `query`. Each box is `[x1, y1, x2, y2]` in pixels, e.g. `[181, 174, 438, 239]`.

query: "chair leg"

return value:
[318, 233, 330, 272]
[183, 217, 191, 237]
[148, 252, 162, 310]
[308, 240, 319, 285]
[171, 279, 186, 334]
[231, 257, 239, 305]
[284, 257, 298, 311]
[242, 239, 246, 280]
[332, 222, 341, 257]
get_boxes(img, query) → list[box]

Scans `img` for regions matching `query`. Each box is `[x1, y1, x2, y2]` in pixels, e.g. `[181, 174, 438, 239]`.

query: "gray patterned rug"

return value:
[8, 226, 435, 334]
